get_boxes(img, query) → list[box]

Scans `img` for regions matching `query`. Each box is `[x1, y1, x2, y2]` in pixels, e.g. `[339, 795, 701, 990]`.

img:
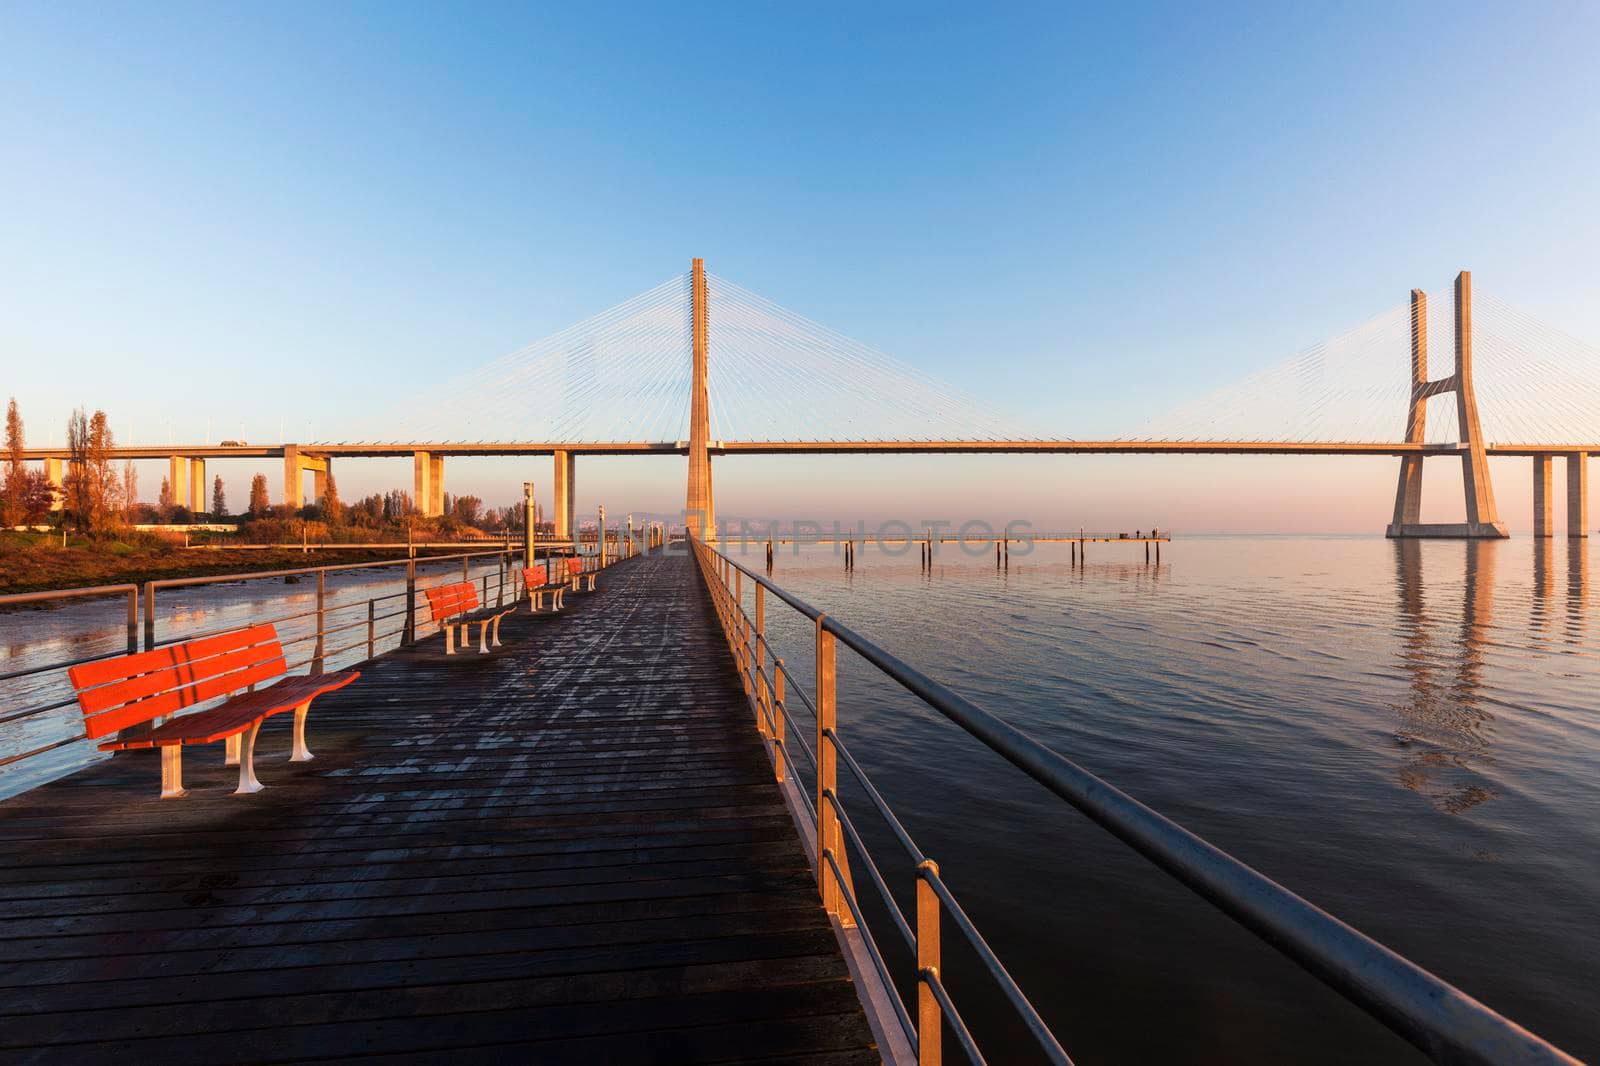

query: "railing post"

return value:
[815, 617, 855, 927]
[143, 581, 156, 650]
[461, 556, 470, 584]
[366, 598, 376, 660]
[772, 658, 786, 782]
[311, 569, 326, 675]
[125, 588, 138, 655]
[917, 859, 943, 1066]
[402, 559, 417, 645]
[755, 584, 769, 738]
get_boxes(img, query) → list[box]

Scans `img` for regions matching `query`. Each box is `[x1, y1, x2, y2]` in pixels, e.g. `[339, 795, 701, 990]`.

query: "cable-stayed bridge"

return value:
[22, 260, 1600, 538]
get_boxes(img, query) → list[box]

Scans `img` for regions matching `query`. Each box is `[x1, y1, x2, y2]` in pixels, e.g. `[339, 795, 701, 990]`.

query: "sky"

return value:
[2, 2, 1598, 532]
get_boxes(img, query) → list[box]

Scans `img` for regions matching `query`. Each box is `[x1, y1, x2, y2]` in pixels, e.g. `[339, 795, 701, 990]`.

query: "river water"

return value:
[733, 535, 1598, 1063]
[1, 536, 1595, 1061]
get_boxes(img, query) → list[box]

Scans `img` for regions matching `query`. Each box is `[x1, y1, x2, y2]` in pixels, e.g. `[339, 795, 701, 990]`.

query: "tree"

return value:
[122, 462, 138, 517]
[248, 473, 270, 517]
[321, 472, 343, 525]
[2, 398, 26, 526]
[63, 408, 119, 533]
[19, 470, 56, 523]
[452, 494, 483, 526]
[212, 475, 227, 519]
[63, 409, 92, 531]
[87, 411, 118, 529]
[157, 476, 175, 519]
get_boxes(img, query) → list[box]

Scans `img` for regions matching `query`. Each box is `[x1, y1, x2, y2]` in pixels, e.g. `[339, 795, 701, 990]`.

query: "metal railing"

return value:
[689, 537, 1577, 1066]
[0, 548, 519, 772]
[1, 523, 659, 777]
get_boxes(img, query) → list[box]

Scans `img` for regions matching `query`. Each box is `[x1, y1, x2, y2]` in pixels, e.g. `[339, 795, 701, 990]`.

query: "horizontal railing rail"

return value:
[2, 525, 654, 780]
[0, 550, 516, 775]
[690, 537, 1577, 1066]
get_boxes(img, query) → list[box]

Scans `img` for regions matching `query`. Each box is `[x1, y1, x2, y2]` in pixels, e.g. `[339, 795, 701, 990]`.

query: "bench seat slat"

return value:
[99, 669, 361, 750]
[81, 657, 289, 740]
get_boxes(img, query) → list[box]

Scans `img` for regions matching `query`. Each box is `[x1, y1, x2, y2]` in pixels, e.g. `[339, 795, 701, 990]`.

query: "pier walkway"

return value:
[0, 551, 878, 1063]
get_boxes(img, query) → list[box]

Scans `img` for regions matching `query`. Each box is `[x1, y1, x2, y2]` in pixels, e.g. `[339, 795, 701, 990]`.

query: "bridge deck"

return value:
[0, 552, 877, 1064]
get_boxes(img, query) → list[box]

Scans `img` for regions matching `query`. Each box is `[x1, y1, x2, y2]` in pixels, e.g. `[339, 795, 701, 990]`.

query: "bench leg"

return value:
[444, 625, 456, 655]
[556, 588, 565, 610]
[478, 620, 489, 654]
[491, 614, 505, 647]
[224, 732, 241, 767]
[159, 745, 187, 800]
[235, 721, 265, 795]
[289, 700, 314, 762]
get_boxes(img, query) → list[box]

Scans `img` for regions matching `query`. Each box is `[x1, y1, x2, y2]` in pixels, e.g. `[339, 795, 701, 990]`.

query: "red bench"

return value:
[66, 623, 360, 799]
[567, 556, 597, 592]
[424, 581, 517, 654]
[521, 565, 566, 612]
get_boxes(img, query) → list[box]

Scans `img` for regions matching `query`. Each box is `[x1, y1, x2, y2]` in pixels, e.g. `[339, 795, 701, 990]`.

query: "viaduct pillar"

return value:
[43, 457, 63, 511]
[552, 450, 575, 540]
[1385, 272, 1507, 538]
[1534, 455, 1554, 537]
[188, 458, 206, 514]
[168, 456, 188, 514]
[686, 257, 716, 541]
[412, 451, 444, 517]
[284, 446, 329, 513]
[1568, 454, 1588, 538]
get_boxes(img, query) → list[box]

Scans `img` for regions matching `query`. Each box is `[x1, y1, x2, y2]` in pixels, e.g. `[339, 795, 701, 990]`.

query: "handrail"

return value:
[0, 549, 519, 777]
[690, 537, 1578, 1066]
[0, 534, 652, 779]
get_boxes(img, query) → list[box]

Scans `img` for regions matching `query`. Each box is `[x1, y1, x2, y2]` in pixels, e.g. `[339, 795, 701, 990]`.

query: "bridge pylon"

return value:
[1385, 272, 1508, 539]
[686, 257, 716, 540]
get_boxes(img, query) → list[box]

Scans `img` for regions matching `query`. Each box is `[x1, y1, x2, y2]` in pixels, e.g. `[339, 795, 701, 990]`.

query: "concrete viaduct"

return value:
[16, 267, 1592, 538]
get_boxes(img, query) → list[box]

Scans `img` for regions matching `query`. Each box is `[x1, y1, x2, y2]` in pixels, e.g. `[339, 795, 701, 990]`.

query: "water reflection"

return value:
[1391, 540, 1497, 814]
[1568, 541, 1588, 646]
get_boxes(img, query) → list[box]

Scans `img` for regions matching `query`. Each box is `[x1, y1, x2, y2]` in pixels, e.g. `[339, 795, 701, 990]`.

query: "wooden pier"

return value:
[0, 552, 878, 1063]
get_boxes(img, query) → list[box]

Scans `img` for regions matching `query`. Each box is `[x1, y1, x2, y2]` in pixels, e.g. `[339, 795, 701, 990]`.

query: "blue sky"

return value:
[2, 2, 1597, 530]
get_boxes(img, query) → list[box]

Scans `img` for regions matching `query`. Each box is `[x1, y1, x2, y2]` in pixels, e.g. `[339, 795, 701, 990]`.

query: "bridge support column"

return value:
[1568, 453, 1588, 538]
[188, 458, 206, 513]
[686, 257, 716, 541]
[1534, 455, 1554, 537]
[168, 456, 188, 514]
[412, 451, 444, 518]
[1385, 273, 1507, 539]
[284, 446, 328, 514]
[284, 446, 303, 511]
[43, 457, 63, 511]
[553, 450, 575, 540]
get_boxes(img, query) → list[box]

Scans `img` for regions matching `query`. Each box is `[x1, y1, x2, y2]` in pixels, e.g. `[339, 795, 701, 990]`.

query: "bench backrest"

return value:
[521, 565, 547, 588]
[67, 623, 288, 740]
[568, 557, 584, 576]
[424, 581, 479, 622]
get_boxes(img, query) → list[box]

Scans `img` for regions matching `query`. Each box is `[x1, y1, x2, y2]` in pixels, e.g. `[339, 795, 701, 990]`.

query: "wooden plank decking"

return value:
[0, 551, 878, 1064]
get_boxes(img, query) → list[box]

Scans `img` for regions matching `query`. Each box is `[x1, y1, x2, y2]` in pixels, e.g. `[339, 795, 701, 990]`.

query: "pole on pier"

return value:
[815, 618, 855, 925]
[402, 558, 416, 646]
[772, 658, 787, 782]
[917, 859, 943, 1066]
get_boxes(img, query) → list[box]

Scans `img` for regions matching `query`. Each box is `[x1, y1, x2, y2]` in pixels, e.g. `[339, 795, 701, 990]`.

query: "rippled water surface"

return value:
[735, 535, 1598, 1063]
[1, 536, 1596, 1062]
